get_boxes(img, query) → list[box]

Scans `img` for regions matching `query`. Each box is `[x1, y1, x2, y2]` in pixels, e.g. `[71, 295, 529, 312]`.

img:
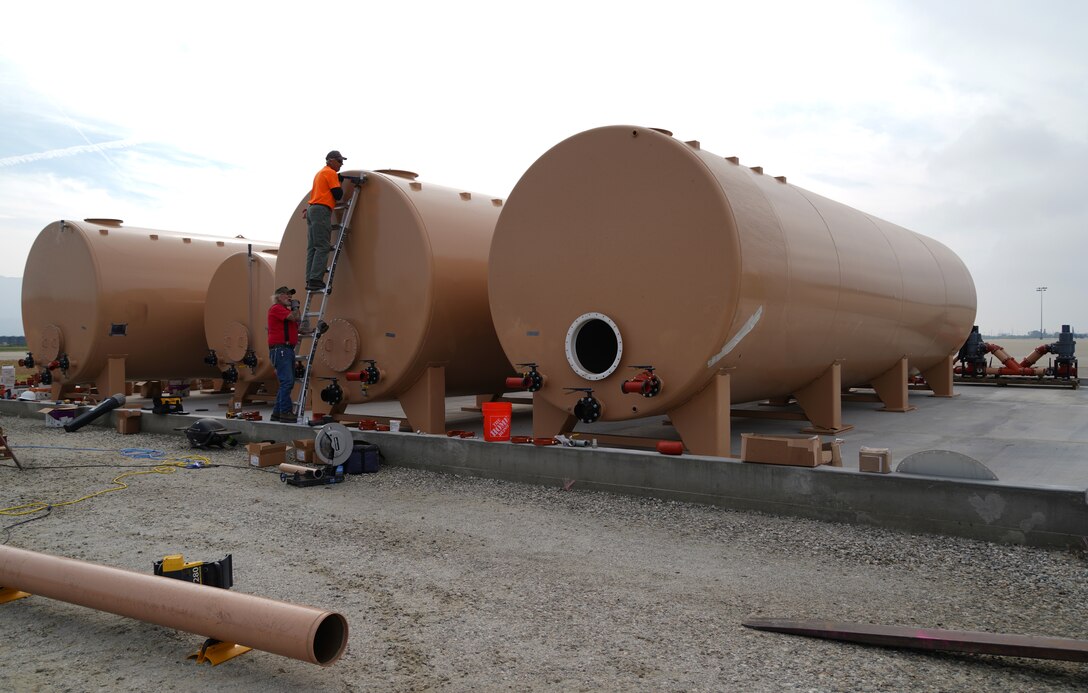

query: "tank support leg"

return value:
[668, 371, 732, 457]
[229, 380, 264, 408]
[96, 356, 127, 399]
[794, 361, 853, 434]
[871, 357, 915, 412]
[399, 365, 446, 434]
[921, 354, 956, 397]
[531, 399, 577, 440]
[313, 397, 348, 422]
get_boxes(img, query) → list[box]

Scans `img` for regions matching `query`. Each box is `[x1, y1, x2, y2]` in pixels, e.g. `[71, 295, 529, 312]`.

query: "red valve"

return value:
[505, 376, 530, 389]
[621, 368, 662, 398]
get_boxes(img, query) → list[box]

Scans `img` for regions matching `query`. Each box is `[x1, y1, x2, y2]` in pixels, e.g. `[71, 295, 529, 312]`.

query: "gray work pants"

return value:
[306, 203, 332, 285]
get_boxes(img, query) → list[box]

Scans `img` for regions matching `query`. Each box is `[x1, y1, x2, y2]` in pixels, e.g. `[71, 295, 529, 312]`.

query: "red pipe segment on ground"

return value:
[0, 545, 348, 666]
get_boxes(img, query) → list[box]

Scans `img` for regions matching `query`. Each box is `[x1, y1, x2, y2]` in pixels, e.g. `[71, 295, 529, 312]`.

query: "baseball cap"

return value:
[275, 286, 296, 295]
[326, 150, 347, 161]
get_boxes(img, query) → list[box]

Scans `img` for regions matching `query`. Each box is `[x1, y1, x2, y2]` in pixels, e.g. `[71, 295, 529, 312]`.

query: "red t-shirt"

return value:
[268, 304, 298, 346]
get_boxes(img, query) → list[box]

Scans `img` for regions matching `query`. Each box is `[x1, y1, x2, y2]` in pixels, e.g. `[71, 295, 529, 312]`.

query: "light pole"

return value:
[1036, 286, 1047, 338]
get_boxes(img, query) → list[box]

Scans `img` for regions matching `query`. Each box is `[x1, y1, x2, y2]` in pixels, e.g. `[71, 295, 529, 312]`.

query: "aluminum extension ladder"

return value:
[292, 176, 365, 423]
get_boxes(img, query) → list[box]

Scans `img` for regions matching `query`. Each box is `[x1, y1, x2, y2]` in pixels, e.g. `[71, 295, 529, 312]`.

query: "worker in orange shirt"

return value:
[305, 150, 348, 291]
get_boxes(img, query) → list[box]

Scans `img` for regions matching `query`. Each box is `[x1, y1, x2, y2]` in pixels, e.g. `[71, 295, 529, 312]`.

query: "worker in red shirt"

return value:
[267, 286, 301, 422]
[305, 150, 348, 291]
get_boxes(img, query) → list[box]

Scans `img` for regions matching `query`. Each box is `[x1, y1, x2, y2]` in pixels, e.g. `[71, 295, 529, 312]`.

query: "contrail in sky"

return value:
[0, 138, 144, 167]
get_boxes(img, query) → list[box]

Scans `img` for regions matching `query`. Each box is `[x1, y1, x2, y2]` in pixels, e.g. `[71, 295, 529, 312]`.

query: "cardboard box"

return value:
[115, 409, 142, 435]
[1, 365, 14, 389]
[246, 441, 289, 467]
[135, 381, 160, 398]
[41, 406, 79, 428]
[741, 433, 822, 467]
[821, 440, 843, 467]
[292, 438, 315, 464]
[859, 446, 892, 474]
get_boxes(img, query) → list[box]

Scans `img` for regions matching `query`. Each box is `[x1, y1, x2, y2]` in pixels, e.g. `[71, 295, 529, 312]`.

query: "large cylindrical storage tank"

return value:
[489, 126, 977, 453]
[274, 170, 510, 432]
[22, 219, 276, 396]
[203, 248, 279, 392]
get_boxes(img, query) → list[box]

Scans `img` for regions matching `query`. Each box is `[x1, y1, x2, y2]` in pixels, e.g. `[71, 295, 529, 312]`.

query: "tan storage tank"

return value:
[274, 170, 510, 432]
[21, 219, 275, 396]
[489, 126, 977, 455]
[203, 248, 279, 404]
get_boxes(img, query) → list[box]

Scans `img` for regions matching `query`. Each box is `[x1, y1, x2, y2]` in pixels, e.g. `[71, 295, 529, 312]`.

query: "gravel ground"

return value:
[0, 413, 1086, 692]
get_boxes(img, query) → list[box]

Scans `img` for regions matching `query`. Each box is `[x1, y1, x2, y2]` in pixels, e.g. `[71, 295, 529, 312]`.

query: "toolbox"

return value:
[345, 443, 379, 474]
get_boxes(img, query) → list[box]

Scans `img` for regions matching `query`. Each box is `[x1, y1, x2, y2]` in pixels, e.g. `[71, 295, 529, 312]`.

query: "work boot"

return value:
[306, 281, 325, 291]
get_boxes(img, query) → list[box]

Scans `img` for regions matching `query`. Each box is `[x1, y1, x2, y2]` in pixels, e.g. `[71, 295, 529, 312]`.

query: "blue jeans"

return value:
[270, 345, 295, 415]
[306, 204, 332, 285]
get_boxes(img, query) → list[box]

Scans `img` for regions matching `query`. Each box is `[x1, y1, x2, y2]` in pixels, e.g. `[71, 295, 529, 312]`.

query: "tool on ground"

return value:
[742, 618, 1088, 662]
[154, 553, 234, 589]
[292, 177, 366, 424]
[63, 393, 126, 433]
[175, 419, 241, 448]
[280, 422, 354, 487]
[152, 394, 185, 415]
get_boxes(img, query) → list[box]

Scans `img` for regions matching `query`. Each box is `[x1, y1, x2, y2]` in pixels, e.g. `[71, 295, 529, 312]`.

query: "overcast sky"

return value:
[1, 0, 1085, 336]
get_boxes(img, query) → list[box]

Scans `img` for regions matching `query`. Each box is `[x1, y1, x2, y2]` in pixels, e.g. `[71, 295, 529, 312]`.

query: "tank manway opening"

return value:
[565, 312, 623, 380]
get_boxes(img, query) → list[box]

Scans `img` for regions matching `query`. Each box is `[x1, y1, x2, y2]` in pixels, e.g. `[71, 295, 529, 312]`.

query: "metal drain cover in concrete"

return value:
[896, 450, 998, 480]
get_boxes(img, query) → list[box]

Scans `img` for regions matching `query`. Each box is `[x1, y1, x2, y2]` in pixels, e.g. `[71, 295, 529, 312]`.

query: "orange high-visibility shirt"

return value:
[308, 166, 342, 208]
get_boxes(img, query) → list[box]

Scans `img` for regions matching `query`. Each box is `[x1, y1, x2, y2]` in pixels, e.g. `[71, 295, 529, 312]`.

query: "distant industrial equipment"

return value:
[955, 325, 1078, 388]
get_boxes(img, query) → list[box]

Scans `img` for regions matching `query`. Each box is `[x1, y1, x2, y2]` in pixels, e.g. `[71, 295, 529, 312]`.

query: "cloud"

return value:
[0, 139, 145, 167]
[904, 114, 1088, 333]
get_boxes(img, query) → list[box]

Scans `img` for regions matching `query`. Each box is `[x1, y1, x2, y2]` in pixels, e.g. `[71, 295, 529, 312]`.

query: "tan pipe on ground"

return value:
[279, 462, 323, 478]
[0, 545, 347, 666]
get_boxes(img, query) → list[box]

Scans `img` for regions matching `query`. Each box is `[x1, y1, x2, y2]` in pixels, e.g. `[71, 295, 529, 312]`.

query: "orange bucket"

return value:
[482, 401, 512, 442]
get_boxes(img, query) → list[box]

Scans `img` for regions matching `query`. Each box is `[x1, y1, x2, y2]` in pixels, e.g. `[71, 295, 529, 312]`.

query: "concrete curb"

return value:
[3, 400, 1085, 548]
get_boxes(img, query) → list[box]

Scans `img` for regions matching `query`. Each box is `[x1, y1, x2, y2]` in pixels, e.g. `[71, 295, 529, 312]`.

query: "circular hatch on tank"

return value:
[565, 312, 623, 381]
[220, 321, 250, 363]
[38, 324, 63, 362]
[321, 319, 360, 372]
